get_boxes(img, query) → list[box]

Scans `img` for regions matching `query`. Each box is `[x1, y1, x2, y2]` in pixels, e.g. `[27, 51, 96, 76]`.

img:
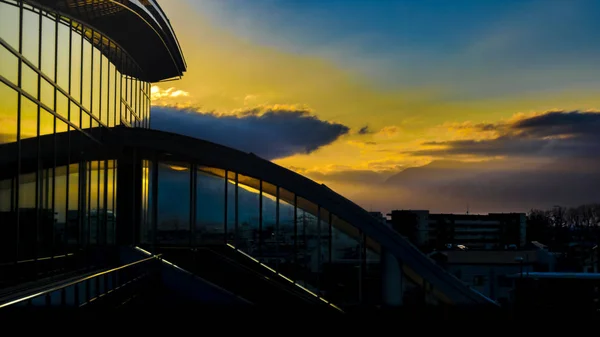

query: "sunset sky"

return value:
[151, 0, 600, 214]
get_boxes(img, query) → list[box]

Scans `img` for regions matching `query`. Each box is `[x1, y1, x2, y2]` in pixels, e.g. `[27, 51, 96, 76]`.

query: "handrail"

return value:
[0, 254, 162, 309]
[0, 253, 76, 267]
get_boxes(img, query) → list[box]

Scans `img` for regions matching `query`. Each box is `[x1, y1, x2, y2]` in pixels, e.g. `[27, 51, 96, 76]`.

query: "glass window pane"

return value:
[106, 160, 116, 245]
[296, 196, 319, 291]
[277, 188, 295, 279]
[157, 162, 190, 245]
[21, 8, 39, 65]
[39, 107, 54, 136]
[81, 37, 91, 110]
[56, 21, 70, 90]
[56, 116, 67, 133]
[54, 165, 67, 253]
[107, 62, 115, 127]
[236, 174, 260, 254]
[327, 214, 361, 306]
[196, 167, 225, 245]
[20, 96, 38, 140]
[259, 181, 277, 269]
[319, 207, 331, 296]
[39, 167, 54, 258]
[226, 171, 236, 244]
[0, 178, 12, 212]
[101, 55, 109, 125]
[115, 70, 121, 126]
[0, 175, 15, 263]
[364, 235, 382, 305]
[67, 163, 79, 247]
[86, 161, 98, 245]
[91, 46, 100, 120]
[0, 1, 19, 49]
[70, 26, 81, 101]
[69, 102, 80, 128]
[140, 160, 152, 244]
[56, 91, 68, 122]
[0, 46, 19, 85]
[21, 63, 38, 98]
[0, 82, 18, 144]
[81, 110, 90, 129]
[40, 78, 55, 109]
[18, 171, 37, 260]
[41, 11, 56, 78]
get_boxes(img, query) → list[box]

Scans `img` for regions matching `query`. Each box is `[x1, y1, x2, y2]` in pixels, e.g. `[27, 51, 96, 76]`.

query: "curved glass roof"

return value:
[30, 0, 186, 82]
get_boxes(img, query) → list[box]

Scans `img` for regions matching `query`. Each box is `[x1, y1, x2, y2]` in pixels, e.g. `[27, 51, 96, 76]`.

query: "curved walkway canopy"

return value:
[0, 126, 497, 306]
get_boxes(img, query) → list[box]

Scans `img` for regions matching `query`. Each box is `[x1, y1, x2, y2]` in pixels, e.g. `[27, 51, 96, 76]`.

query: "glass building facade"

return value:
[0, 0, 162, 271]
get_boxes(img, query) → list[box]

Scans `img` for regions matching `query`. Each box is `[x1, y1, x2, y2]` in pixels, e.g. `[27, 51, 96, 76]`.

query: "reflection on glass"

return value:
[326, 215, 361, 306]
[319, 207, 331, 296]
[67, 163, 79, 247]
[237, 174, 260, 254]
[196, 167, 225, 245]
[0, 178, 12, 212]
[40, 78, 55, 110]
[0, 46, 19, 85]
[101, 56, 109, 126]
[0, 82, 18, 144]
[98, 161, 106, 244]
[0, 1, 19, 49]
[81, 36, 91, 111]
[56, 92, 68, 123]
[18, 172, 36, 260]
[92, 47, 100, 121]
[21, 63, 38, 101]
[363, 235, 382, 305]
[0, 176, 16, 263]
[40, 10, 56, 77]
[21, 8, 39, 65]
[85, 161, 97, 245]
[38, 167, 54, 257]
[226, 171, 236, 244]
[106, 160, 116, 245]
[140, 160, 151, 244]
[56, 21, 70, 90]
[157, 162, 190, 245]
[70, 25, 81, 102]
[54, 165, 68, 253]
[20, 97, 38, 140]
[39, 107, 54, 137]
[277, 188, 296, 279]
[259, 181, 277, 267]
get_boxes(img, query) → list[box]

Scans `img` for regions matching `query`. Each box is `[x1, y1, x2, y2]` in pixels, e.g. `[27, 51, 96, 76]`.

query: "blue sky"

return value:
[191, 0, 600, 96]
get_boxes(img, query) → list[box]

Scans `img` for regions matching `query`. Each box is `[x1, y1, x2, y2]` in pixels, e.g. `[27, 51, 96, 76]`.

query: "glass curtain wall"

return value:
[0, 0, 147, 266]
[141, 163, 384, 308]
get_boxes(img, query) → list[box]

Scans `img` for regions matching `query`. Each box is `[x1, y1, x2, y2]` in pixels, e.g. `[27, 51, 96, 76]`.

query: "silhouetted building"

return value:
[389, 210, 526, 251]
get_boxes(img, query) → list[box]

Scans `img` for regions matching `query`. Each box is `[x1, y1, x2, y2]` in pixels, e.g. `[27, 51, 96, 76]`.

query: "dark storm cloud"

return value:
[410, 111, 600, 159]
[150, 106, 350, 160]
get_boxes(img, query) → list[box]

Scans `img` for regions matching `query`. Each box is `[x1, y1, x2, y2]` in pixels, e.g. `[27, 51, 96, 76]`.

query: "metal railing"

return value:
[0, 254, 162, 309]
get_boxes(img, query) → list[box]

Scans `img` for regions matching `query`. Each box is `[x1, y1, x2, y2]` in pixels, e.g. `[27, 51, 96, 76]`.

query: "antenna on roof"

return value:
[466, 203, 470, 215]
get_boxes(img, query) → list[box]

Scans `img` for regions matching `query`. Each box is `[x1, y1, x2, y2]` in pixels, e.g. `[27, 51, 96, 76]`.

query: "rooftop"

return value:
[33, 0, 186, 82]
